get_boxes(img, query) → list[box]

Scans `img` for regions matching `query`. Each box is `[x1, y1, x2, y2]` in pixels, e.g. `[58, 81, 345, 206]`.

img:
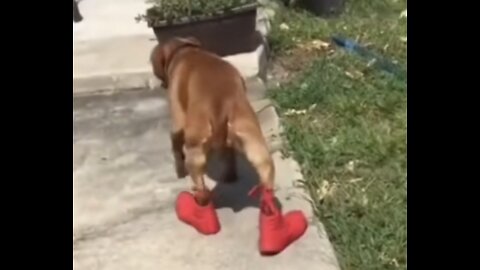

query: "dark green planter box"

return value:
[148, 3, 260, 56]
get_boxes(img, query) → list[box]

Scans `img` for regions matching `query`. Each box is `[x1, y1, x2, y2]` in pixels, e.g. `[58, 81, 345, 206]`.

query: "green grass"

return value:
[267, 1, 406, 269]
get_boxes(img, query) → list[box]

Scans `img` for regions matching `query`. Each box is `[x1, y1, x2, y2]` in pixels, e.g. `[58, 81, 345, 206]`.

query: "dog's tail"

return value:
[207, 77, 248, 147]
[206, 98, 233, 147]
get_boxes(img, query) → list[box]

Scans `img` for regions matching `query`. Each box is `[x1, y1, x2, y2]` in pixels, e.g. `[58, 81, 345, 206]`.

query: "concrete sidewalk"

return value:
[73, 84, 339, 270]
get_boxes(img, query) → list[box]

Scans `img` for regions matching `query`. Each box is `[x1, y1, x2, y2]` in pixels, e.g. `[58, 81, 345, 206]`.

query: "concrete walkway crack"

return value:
[74, 203, 170, 244]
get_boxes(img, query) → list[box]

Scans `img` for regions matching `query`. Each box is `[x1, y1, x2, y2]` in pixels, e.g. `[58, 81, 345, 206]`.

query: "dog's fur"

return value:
[150, 37, 275, 205]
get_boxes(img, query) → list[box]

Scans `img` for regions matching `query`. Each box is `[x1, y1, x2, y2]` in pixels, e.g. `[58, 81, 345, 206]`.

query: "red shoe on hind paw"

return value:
[175, 191, 221, 235]
[259, 209, 308, 255]
[250, 185, 308, 255]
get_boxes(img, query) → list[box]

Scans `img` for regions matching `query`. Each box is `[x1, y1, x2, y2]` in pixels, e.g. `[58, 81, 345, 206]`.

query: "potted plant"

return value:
[136, 0, 262, 56]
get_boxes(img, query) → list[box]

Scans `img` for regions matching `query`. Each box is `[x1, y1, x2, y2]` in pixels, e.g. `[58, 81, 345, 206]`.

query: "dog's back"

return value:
[169, 48, 255, 149]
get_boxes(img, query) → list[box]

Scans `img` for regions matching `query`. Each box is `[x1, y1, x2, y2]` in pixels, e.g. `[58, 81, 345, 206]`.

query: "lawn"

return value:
[266, 1, 407, 269]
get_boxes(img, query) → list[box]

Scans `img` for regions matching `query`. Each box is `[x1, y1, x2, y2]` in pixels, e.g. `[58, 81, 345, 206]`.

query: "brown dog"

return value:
[150, 37, 274, 205]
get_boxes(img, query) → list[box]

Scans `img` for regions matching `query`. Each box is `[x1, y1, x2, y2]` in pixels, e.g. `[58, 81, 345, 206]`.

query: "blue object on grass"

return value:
[331, 35, 406, 81]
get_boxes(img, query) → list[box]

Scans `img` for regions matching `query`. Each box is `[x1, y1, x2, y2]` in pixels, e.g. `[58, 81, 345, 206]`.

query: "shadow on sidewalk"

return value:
[206, 150, 283, 213]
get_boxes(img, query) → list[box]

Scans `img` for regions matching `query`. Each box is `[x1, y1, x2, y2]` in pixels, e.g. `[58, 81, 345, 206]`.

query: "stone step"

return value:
[74, 35, 267, 95]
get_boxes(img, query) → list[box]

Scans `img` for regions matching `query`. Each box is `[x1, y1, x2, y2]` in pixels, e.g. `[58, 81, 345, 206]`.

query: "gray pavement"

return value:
[73, 85, 339, 270]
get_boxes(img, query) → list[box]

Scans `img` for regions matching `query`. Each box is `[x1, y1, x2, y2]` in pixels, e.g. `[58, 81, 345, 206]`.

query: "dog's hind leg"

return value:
[184, 142, 209, 205]
[229, 108, 307, 255]
[229, 117, 274, 190]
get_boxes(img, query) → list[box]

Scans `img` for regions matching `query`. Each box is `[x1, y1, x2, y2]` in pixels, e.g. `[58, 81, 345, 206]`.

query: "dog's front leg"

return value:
[171, 131, 188, 178]
[168, 89, 188, 179]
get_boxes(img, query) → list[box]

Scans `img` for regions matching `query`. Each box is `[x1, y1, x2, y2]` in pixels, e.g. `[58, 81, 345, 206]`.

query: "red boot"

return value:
[175, 191, 221, 235]
[250, 186, 308, 255]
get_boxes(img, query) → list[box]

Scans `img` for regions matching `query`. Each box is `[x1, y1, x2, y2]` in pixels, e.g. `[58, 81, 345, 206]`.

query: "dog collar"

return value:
[164, 44, 198, 87]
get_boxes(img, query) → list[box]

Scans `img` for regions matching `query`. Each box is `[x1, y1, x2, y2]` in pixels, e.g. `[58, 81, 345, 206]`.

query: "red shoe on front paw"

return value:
[175, 191, 221, 235]
[250, 186, 308, 255]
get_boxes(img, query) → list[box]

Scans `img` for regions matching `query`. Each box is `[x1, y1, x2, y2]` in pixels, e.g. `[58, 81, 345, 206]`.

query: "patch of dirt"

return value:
[266, 39, 334, 89]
